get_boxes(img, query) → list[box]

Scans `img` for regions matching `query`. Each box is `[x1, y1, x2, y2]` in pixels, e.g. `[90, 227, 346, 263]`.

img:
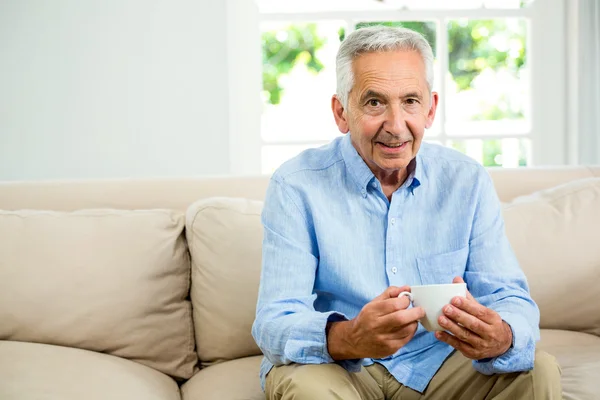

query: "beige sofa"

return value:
[1, 166, 599, 400]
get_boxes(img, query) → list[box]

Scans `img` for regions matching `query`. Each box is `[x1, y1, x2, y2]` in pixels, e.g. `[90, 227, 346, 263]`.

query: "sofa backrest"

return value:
[1, 167, 599, 211]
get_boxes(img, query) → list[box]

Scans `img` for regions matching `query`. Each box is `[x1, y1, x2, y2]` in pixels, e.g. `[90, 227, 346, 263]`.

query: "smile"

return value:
[376, 141, 408, 151]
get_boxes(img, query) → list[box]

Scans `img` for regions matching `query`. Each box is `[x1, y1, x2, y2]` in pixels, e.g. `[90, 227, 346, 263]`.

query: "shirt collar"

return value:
[340, 133, 376, 195]
[340, 133, 422, 197]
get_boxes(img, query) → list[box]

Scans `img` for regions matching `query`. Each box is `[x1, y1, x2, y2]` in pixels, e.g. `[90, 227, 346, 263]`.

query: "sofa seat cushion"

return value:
[181, 356, 263, 400]
[0, 340, 180, 400]
[538, 329, 600, 400]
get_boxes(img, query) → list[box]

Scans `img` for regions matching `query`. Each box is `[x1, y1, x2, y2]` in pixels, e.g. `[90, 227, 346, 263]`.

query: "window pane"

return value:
[261, 21, 345, 143]
[261, 144, 321, 174]
[447, 138, 531, 167]
[446, 19, 530, 136]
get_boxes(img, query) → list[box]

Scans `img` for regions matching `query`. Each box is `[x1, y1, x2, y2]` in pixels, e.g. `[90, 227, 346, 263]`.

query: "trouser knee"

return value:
[267, 363, 364, 400]
[533, 351, 561, 382]
[530, 350, 562, 399]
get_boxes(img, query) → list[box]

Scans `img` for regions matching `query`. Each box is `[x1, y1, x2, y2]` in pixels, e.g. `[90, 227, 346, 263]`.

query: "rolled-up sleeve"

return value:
[251, 176, 361, 370]
[465, 168, 540, 375]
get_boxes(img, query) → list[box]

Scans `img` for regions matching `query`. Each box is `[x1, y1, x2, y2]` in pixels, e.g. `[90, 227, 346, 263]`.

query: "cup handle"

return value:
[398, 291, 413, 301]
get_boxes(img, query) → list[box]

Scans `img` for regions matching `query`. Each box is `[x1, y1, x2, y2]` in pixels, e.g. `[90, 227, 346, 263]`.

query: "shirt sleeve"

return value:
[251, 176, 362, 371]
[465, 168, 540, 375]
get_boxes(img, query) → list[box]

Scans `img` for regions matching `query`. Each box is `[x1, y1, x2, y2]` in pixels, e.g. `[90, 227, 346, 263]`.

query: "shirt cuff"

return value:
[472, 311, 536, 375]
[283, 311, 362, 372]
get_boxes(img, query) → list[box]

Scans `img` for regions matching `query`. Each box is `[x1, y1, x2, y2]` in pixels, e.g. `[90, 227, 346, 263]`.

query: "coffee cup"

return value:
[398, 283, 467, 332]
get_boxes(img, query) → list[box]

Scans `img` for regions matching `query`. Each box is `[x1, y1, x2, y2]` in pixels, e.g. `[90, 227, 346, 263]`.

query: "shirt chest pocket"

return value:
[416, 247, 468, 285]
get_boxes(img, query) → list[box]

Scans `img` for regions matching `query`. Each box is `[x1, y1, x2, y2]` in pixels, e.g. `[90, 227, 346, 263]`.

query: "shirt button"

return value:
[390, 218, 396, 225]
[391, 267, 398, 274]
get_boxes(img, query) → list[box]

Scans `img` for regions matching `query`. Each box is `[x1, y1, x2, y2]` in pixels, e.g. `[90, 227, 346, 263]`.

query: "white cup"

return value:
[398, 283, 467, 332]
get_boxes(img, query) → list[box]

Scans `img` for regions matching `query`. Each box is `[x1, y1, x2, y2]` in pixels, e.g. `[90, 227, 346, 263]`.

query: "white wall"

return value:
[0, 0, 251, 181]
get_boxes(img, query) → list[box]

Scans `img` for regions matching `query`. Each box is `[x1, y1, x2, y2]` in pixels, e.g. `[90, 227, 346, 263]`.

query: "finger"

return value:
[442, 304, 491, 338]
[375, 296, 411, 316]
[450, 296, 497, 325]
[452, 276, 474, 300]
[435, 331, 477, 358]
[382, 321, 419, 340]
[374, 286, 411, 301]
[437, 314, 483, 348]
[379, 306, 426, 329]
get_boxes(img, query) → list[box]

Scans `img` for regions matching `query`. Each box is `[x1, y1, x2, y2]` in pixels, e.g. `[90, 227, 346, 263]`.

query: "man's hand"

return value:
[435, 277, 513, 360]
[327, 286, 425, 360]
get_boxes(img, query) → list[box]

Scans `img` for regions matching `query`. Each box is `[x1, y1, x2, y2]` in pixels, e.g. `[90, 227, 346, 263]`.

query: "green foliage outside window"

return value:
[262, 24, 326, 105]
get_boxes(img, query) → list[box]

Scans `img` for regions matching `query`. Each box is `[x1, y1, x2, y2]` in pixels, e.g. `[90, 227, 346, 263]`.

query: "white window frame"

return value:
[230, 0, 567, 174]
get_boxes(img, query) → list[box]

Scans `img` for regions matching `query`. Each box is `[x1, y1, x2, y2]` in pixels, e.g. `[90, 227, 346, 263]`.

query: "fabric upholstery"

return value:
[538, 329, 600, 400]
[180, 356, 264, 400]
[0, 167, 598, 211]
[0, 177, 270, 211]
[186, 198, 263, 366]
[503, 178, 600, 336]
[0, 340, 181, 400]
[0, 209, 197, 379]
[489, 166, 600, 202]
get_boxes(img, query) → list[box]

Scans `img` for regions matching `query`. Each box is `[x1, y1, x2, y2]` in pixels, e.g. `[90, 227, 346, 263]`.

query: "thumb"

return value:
[375, 285, 410, 301]
[453, 276, 474, 300]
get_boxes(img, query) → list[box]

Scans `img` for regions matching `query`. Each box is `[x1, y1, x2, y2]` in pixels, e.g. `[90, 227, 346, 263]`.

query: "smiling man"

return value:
[252, 26, 562, 400]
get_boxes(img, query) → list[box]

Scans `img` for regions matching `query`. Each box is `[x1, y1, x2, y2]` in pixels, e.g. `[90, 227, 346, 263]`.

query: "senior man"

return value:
[252, 26, 562, 399]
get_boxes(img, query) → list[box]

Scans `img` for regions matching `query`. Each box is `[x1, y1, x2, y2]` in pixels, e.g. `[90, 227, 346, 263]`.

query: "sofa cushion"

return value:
[0, 209, 197, 379]
[0, 340, 181, 400]
[186, 198, 263, 366]
[538, 329, 600, 400]
[181, 356, 264, 400]
[503, 178, 600, 336]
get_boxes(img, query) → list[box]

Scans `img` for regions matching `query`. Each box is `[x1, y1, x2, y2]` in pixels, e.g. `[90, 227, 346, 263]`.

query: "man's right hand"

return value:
[327, 286, 425, 360]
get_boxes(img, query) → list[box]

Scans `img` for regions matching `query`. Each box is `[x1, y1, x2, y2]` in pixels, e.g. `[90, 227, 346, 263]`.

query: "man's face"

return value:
[333, 50, 438, 175]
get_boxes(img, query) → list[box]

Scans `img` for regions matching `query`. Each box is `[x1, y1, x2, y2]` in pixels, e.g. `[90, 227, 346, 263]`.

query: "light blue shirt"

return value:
[252, 134, 540, 393]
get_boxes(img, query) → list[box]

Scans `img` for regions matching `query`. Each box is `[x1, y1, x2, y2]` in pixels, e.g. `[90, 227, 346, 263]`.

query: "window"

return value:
[257, 0, 565, 174]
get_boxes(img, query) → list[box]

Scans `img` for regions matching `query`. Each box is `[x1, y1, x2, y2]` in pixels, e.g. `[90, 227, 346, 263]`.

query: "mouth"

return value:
[375, 141, 409, 152]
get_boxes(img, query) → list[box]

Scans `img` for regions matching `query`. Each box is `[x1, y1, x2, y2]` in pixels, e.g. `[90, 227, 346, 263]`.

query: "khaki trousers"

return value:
[265, 350, 562, 400]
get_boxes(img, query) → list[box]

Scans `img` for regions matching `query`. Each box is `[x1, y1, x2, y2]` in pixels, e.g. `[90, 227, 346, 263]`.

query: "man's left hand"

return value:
[434, 277, 513, 360]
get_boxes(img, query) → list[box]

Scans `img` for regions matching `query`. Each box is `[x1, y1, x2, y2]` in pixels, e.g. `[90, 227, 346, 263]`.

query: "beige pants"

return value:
[265, 350, 562, 400]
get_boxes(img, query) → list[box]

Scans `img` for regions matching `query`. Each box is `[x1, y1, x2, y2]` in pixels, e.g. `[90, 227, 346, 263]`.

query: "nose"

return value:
[382, 103, 408, 136]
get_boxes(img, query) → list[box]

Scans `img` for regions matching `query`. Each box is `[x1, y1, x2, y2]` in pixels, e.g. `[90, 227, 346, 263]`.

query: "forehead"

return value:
[351, 50, 427, 93]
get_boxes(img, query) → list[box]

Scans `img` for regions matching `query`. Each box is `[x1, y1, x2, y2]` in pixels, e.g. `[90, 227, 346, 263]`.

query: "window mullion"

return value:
[259, 9, 532, 23]
[437, 17, 448, 146]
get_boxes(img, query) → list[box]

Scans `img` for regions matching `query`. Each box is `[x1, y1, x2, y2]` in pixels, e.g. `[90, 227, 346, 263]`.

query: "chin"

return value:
[377, 161, 410, 171]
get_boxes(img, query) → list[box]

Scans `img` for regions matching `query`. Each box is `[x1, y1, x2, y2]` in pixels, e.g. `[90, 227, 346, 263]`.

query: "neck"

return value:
[373, 168, 409, 191]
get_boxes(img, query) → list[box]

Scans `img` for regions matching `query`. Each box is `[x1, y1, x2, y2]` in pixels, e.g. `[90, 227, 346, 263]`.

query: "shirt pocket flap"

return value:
[416, 247, 468, 285]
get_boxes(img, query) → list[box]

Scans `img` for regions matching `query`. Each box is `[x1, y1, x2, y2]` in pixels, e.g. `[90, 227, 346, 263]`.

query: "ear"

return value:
[331, 95, 349, 134]
[425, 92, 439, 129]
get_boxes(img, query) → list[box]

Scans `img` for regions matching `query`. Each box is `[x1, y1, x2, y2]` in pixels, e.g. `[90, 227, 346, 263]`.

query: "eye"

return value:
[406, 98, 420, 105]
[367, 99, 381, 107]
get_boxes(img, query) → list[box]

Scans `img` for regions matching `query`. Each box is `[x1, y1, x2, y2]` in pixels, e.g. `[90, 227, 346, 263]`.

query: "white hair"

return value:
[336, 25, 435, 109]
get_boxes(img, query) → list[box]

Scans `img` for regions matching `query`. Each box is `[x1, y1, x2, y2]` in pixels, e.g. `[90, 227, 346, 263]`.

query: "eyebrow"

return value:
[359, 89, 424, 103]
[359, 90, 386, 103]
[401, 91, 424, 100]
